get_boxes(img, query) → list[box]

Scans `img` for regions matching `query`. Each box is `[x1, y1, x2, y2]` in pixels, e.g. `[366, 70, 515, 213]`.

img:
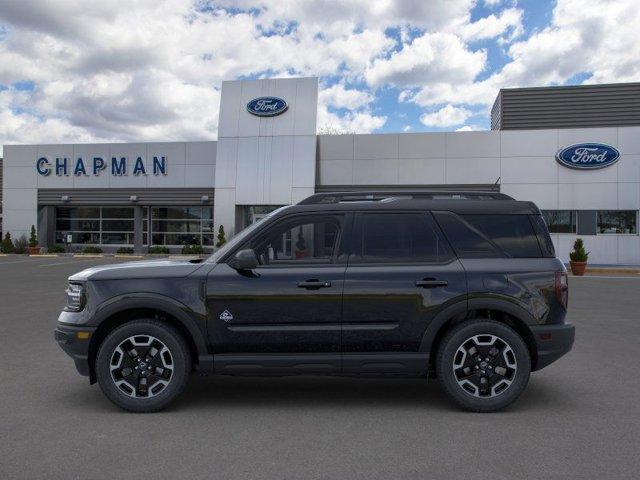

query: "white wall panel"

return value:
[446, 131, 500, 158]
[318, 160, 353, 185]
[446, 157, 500, 184]
[501, 156, 558, 184]
[618, 127, 640, 155]
[292, 136, 317, 187]
[618, 236, 640, 264]
[398, 133, 445, 159]
[186, 141, 216, 166]
[353, 159, 398, 184]
[617, 154, 640, 183]
[293, 78, 318, 136]
[558, 183, 619, 209]
[617, 182, 640, 209]
[218, 81, 242, 138]
[558, 128, 618, 148]
[500, 183, 559, 208]
[354, 134, 398, 160]
[3, 166, 36, 189]
[397, 158, 445, 184]
[500, 129, 558, 157]
[317, 135, 354, 160]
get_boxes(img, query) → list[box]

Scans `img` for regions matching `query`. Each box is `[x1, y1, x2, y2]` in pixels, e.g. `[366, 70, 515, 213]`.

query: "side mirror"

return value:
[230, 249, 258, 271]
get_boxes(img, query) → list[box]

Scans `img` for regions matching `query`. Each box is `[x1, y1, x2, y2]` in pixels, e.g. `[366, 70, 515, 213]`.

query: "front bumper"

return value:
[54, 324, 96, 377]
[530, 323, 575, 371]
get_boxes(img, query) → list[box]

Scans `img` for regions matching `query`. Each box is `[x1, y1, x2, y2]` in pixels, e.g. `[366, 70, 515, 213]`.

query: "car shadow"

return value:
[56, 374, 574, 414]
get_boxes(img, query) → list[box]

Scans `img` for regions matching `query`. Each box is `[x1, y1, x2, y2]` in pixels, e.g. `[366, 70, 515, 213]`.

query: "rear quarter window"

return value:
[434, 212, 543, 258]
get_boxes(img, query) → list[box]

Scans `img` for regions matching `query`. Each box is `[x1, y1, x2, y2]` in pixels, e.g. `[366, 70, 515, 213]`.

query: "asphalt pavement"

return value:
[0, 255, 639, 479]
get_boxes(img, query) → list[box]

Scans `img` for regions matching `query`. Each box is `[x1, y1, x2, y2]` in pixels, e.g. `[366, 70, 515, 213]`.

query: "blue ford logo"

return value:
[247, 97, 288, 117]
[556, 143, 620, 170]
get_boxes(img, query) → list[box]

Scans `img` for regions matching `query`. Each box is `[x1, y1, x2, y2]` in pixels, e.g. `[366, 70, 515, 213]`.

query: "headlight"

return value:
[65, 283, 85, 311]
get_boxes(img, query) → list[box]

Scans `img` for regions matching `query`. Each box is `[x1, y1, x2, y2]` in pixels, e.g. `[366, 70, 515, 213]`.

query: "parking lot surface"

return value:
[1, 256, 639, 479]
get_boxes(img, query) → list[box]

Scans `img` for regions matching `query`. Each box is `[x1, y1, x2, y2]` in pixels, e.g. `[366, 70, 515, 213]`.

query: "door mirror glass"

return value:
[230, 249, 258, 271]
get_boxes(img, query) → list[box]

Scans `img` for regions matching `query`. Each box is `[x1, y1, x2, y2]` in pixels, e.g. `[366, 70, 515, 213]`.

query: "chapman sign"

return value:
[36, 156, 168, 177]
[556, 143, 620, 170]
[246, 97, 288, 117]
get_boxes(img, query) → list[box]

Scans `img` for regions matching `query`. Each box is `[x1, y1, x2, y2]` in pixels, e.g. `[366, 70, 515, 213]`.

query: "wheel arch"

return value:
[87, 295, 209, 384]
[421, 297, 539, 371]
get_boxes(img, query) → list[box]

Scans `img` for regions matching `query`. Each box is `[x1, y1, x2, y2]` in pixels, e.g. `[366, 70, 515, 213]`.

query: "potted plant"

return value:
[294, 230, 307, 259]
[28, 225, 40, 255]
[216, 225, 227, 248]
[1, 232, 14, 253]
[569, 238, 589, 276]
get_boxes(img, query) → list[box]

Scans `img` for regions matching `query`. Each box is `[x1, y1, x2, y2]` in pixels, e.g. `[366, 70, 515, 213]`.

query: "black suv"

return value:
[55, 191, 574, 412]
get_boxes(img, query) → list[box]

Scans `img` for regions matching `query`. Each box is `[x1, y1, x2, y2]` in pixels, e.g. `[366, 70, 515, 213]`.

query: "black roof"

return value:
[287, 191, 541, 215]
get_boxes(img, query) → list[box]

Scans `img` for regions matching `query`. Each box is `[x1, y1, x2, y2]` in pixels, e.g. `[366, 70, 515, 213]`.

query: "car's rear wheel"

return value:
[436, 319, 530, 412]
[96, 320, 191, 412]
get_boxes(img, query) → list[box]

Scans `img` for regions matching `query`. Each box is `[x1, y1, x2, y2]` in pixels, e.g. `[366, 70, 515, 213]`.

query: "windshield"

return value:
[206, 205, 291, 263]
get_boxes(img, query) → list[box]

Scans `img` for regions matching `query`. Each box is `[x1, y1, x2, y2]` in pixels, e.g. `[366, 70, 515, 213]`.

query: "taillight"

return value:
[555, 271, 568, 310]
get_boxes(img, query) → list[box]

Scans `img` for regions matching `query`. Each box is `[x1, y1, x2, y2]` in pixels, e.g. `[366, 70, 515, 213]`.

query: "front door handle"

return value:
[297, 279, 332, 289]
[415, 278, 448, 288]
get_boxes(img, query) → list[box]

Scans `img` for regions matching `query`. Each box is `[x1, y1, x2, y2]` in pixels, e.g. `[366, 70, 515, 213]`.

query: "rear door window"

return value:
[351, 212, 454, 264]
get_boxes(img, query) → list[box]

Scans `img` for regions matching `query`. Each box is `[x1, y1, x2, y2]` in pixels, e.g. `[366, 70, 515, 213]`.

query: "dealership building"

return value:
[1, 78, 639, 264]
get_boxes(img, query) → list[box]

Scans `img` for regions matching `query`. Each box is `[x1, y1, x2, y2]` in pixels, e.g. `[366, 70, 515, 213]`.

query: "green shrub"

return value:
[29, 225, 38, 247]
[149, 245, 170, 254]
[13, 235, 28, 254]
[1, 233, 14, 253]
[116, 247, 135, 254]
[216, 225, 227, 248]
[82, 246, 103, 254]
[182, 244, 204, 255]
[48, 244, 66, 254]
[569, 238, 589, 262]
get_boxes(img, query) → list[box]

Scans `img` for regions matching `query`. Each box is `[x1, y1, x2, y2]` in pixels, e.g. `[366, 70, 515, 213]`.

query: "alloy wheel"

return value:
[109, 335, 174, 398]
[452, 334, 517, 398]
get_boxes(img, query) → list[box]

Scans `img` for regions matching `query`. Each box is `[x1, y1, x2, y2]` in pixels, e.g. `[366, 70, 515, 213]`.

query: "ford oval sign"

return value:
[247, 97, 288, 117]
[556, 143, 620, 170]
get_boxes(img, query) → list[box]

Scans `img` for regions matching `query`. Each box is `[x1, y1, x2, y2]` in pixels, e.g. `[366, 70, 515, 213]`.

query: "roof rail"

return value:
[298, 191, 514, 205]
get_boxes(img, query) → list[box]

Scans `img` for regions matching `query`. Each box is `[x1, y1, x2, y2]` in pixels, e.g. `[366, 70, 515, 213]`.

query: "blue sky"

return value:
[0, 0, 638, 149]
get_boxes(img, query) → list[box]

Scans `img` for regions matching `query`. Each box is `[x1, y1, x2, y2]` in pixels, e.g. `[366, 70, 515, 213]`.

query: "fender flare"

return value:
[418, 296, 536, 353]
[91, 293, 209, 357]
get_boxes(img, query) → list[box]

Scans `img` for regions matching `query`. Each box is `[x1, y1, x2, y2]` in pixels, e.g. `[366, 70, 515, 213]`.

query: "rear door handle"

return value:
[297, 279, 332, 289]
[415, 279, 448, 288]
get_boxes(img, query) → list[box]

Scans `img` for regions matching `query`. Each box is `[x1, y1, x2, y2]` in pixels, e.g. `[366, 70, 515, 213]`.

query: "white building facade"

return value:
[2, 76, 639, 264]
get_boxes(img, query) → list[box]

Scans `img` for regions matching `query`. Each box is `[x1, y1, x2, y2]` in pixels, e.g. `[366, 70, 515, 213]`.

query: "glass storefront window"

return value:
[55, 206, 135, 245]
[541, 210, 577, 234]
[597, 211, 638, 234]
[150, 206, 215, 246]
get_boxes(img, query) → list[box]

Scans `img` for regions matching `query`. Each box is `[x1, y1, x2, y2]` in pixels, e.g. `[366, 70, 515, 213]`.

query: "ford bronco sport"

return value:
[55, 191, 574, 412]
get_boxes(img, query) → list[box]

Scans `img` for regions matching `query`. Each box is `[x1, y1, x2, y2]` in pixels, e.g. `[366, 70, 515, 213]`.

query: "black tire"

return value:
[436, 319, 530, 412]
[96, 319, 191, 413]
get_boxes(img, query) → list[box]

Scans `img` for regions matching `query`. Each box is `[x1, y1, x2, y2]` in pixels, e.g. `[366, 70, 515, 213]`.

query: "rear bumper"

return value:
[54, 324, 96, 377]
[530, 323, 575, 371]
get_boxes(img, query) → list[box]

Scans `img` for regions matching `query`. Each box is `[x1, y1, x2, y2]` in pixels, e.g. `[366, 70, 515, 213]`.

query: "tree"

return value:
[216, 225, 227, 248]
[569, 238, 589, 262]
[1, 232, 15, 253]
[29, 225, 38, 247]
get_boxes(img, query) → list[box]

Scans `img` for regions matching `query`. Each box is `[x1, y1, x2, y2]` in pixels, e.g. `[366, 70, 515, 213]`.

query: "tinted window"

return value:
[542, 210, 577, 233]
[462, 214, 542, 258]
[597, 210, 637, 234]
[530, 214, 556, 257]
[354, 213, 453, 263]
[434, 212, 502, 258]
[251, 216, 341, 265]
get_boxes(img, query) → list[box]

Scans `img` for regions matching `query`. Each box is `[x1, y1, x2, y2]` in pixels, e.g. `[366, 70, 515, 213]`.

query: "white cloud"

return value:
[458, 8, 523, 42]
[319, 84, 373, 110]
[366, 32, 486, 87]
[402, 125, 412, 132]
[456, 124, 484, 131]
[420, 105, 472, 127]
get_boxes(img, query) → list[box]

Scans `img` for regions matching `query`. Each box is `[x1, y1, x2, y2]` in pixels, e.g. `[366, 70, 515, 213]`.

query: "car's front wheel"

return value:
[96, 320, 191, 412]
[436, 319, 531, 412]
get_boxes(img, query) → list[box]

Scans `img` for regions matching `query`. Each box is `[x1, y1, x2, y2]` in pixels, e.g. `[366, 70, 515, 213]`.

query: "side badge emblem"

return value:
[219, 310, 234, 322]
